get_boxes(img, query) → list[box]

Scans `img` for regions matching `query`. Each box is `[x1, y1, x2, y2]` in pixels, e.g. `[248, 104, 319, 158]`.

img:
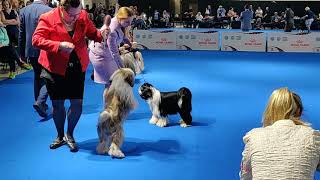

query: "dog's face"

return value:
[138, 83, 154, 100]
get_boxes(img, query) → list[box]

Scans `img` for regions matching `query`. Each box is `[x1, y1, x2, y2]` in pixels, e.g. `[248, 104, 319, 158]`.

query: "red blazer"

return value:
[32, 8, 102, 75]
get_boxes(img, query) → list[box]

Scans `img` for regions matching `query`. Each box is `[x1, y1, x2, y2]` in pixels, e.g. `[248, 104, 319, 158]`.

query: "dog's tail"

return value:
[97, 110, 111, 154]
[178, 87, 192, 112]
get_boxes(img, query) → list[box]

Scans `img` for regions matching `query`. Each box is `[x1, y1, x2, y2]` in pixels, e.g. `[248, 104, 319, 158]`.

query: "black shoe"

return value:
[49, 137, 66, 149]
[64, 135, 78, 152]
[33, 102, 48, 118]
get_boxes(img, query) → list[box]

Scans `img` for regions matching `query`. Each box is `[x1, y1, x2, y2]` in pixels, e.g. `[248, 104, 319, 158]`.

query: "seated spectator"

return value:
[217, 5, 226, 20]
[254, 18, 263, 30]
[240, 87, 320, 180]
[227, 7, 238, 21]
[255, 6, 263, 19]
[162, 10, 170, 27]
[183, 10, 193, 28]
[173, 14, 179, 21]
[194, 12, 203, 28]
[132, 14, 148, 30]
[227, 7, 239, 28]
[271, 12, 282, 29]
[280, 11, 286, 21]
[152, 10, 160, 27]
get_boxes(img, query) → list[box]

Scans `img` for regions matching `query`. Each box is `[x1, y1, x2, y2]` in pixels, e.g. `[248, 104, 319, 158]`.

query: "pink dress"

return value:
[89, 17, 131, 85]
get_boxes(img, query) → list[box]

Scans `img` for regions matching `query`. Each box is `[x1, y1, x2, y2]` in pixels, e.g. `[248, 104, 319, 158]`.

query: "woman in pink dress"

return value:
[89, 7, 133, 88]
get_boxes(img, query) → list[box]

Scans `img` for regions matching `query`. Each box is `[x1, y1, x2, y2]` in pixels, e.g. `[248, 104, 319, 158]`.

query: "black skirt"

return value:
[41, 51, 85, 100]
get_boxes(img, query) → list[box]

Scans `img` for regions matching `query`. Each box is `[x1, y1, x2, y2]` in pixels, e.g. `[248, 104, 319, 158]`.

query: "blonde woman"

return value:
[89, 7, 133, 88]
[240, 87, 320, 180]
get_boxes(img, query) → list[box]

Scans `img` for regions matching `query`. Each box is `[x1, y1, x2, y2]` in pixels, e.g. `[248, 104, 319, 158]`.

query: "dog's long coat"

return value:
[96, 68, 136, 158]
[139, 83, 192, 127]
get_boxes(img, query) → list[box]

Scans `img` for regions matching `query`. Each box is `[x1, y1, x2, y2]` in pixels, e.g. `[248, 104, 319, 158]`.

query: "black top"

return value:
[285, 9, 294, 23]
[306, 10, 315, 20]
[2, 10, 18, 36]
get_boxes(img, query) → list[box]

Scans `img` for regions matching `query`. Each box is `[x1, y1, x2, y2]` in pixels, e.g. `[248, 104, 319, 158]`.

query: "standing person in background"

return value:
[263, 6, 272, 23]
[240, 4, 253, 32]
[1, 0, 19, 46]
[284, 4, 294, 32]
[153, 9, 159, 26]
[249, 5, 253, 15]
[303, 7, 315, 33]
[32, 0, 108, 152]
[206, 5, 212, 16]
[19, 0, 52, 117]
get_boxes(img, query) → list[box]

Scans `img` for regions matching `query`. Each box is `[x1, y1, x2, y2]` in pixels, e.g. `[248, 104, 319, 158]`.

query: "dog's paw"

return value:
[180, 120, 191, 128]
[96, 142, 109, 155]
[156, 119, 167, 127]
[108, 149, 125, 159]
[149, 116, 158, 124]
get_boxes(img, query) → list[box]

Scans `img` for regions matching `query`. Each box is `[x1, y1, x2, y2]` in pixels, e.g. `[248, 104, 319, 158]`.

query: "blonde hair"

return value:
[263, 87, 307, 127]
[116, 7, 133, 19]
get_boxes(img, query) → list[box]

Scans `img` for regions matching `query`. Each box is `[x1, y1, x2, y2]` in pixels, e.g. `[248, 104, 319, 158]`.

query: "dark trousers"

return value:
[284, 22, 294, 32]
[29, 57, 48, 104]
[0, 45, 20, 72]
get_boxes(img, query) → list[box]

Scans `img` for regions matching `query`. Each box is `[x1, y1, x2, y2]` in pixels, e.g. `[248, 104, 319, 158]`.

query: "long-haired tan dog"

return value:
[96, 68, 136, 158]
[119, 42, 145, 74]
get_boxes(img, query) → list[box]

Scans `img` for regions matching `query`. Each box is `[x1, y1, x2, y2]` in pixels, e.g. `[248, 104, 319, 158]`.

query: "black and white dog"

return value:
[138, 83, 192, 127]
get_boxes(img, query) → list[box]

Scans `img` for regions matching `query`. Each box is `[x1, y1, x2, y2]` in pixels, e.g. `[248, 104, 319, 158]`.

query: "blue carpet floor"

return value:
[0, 50, 319, 180]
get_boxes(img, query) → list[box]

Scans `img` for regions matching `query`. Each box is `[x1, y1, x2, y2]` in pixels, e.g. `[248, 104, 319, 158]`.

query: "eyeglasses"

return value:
[60, 7, 81, 21]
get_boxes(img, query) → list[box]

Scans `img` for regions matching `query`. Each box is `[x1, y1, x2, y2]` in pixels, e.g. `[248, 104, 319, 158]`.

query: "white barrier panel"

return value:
[221, 32, 266, 52]
[176, 31, 219, 50]
[133, 30, 176, 50]
[267, 32, 320, 53]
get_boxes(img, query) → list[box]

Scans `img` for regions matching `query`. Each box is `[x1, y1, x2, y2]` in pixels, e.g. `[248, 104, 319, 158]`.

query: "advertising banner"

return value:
[133, 30, 176, 50]
[176, 31, 219, 50]
[221, 32, 266, 52]
[267, 32, 320, 53]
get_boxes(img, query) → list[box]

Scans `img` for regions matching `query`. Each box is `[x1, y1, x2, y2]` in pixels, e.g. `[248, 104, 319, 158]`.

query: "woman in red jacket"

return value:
[32, 0, 108, 152]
